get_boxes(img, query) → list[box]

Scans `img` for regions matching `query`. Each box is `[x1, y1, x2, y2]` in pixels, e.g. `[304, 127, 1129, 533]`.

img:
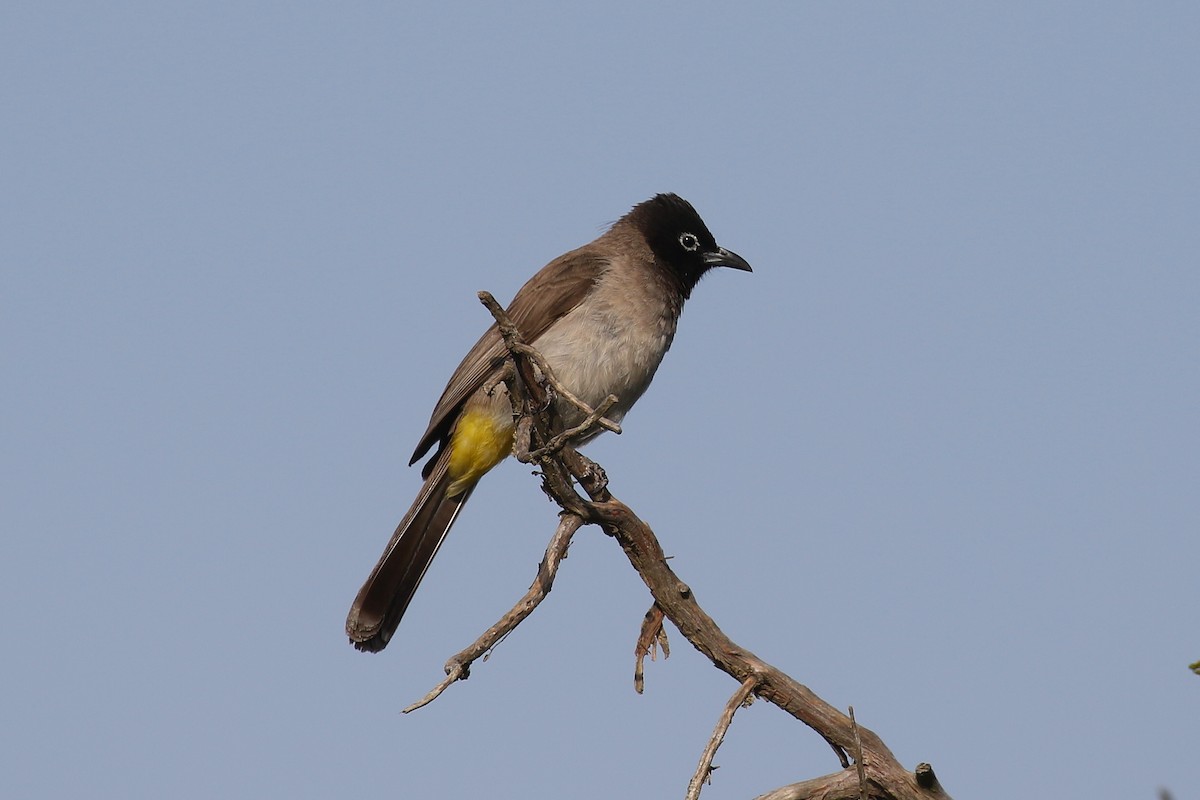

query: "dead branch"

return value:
[405, 291, 954, 799]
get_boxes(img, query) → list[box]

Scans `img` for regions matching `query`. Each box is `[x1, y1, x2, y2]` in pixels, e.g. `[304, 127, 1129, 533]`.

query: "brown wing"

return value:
[408, 247, 609, 469]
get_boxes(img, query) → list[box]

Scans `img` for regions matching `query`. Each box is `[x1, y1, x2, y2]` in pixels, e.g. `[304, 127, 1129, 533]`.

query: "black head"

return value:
[622, 193, 752, 297]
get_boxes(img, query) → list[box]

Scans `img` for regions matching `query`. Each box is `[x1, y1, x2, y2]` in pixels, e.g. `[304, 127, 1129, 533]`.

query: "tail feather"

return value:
[346, 454, 474, 652]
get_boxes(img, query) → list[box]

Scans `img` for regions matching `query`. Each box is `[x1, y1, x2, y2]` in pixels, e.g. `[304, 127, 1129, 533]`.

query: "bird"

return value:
[346, 193, 751, 652]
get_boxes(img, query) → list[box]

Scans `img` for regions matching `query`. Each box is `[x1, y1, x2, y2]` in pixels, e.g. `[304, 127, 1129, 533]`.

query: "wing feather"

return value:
[409, 247, 609, 468]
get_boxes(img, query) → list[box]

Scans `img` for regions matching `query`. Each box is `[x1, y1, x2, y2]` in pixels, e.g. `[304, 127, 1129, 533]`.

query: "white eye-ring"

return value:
[679, 232, 700, 252]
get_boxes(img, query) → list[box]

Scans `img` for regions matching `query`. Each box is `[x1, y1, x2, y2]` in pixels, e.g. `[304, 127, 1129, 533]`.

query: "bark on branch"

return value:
[405, 291, 954, 800]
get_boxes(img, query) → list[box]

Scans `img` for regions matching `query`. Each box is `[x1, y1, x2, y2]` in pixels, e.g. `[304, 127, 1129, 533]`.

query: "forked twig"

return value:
[478, 291, 622, 443]
[527, 393, 619, 460]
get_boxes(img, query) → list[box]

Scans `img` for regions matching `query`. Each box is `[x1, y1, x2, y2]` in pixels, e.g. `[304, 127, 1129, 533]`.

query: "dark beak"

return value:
[703, 246, 752, 272]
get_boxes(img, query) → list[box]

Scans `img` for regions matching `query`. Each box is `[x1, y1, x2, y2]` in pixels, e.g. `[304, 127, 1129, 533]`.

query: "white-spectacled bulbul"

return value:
[346, 193, 751, 652]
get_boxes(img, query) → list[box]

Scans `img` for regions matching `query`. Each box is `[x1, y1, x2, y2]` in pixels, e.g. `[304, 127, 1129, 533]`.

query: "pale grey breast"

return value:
[533, 257, 681, 432]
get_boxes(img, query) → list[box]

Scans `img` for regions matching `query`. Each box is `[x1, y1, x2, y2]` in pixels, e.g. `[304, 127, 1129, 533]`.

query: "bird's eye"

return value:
[678, 232, 700, 252]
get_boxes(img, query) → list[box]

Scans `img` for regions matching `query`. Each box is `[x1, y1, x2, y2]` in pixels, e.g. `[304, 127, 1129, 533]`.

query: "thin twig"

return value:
[402, 663, 468, 715]
[685, 676, 760, 800]
[849, 706, 868, 800]
[403, 514, 583, 713]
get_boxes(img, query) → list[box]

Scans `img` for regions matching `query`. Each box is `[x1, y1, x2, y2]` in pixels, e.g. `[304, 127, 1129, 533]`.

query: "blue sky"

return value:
[3, 3, 1197, 798]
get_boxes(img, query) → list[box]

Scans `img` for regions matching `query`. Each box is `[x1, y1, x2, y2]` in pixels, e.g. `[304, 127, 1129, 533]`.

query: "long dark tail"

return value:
[346, 454, 474, 652]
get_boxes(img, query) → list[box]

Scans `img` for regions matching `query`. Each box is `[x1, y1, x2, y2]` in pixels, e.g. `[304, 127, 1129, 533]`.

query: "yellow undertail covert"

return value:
[446, 408, 514, 497]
